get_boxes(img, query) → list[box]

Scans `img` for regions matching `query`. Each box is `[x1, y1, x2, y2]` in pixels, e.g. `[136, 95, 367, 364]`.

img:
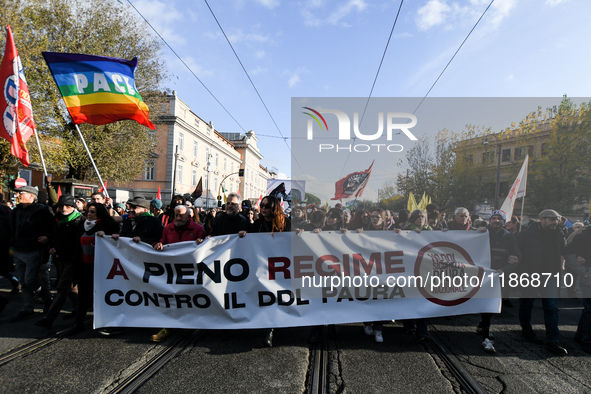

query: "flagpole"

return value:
[74, 124, 109, 198]
[520, 196, 525, 221]
[32, 129, 48, 176]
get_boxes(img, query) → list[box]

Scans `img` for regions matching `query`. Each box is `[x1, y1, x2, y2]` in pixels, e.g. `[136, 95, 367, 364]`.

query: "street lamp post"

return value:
[484, 133, 502, 210]
[205, 153, 212, 209]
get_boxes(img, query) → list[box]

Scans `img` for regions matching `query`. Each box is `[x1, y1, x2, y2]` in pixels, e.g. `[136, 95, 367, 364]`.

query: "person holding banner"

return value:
[357, 209, 393, 343]
[402, 209, 432, 343]
[242, 195, 290, 347]
[67, 203, 119, 336]
[476, 210, 520, 354]
[149, 204, 206, 342]
[112, 197, 163, 246]
[211, 193, 251, 236]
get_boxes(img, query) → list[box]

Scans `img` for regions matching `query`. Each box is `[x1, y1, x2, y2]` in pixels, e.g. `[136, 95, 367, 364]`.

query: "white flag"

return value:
[499, 155, 528, 219]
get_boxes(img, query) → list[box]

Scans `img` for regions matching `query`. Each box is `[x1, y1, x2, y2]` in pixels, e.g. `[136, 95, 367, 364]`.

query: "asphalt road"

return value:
[1, 280, 590, 393]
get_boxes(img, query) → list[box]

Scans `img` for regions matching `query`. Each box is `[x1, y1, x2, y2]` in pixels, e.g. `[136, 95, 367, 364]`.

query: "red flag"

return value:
[255, 194, 262, 208]
[156, 185, 162, 200]
[332, 161, 374, 200]
[57, 185, 62, 199]
[0, 25, 36, 166]
[98, 181, 107, 193]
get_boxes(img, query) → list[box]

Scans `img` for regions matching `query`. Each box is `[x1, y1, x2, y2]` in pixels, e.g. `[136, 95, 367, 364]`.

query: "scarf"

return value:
[59, 209, 82, 225]
[84, 219, 98, 232]
[406, 222, 433, 231]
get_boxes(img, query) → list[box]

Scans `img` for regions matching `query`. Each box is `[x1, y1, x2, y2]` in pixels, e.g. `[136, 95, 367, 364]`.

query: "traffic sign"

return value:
[14, 177, 27, 188]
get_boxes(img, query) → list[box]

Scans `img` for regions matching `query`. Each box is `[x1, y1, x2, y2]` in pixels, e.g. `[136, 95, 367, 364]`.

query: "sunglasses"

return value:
[261, 203, 273, 209]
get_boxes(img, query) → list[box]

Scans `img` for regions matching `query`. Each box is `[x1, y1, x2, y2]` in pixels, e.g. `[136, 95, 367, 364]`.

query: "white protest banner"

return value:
[94, 231, 500, 329]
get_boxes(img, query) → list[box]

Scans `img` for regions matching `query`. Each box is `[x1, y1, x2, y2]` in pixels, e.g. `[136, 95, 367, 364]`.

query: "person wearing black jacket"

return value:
[566, 225, 591, 353]
[66, 202, 120, 335]
[113, 196, 163, 246]
[210, 193, 251, 236]
[36, 195, 85, 328]
[9, 186, 55, 322]
[476, 210, 520, 353]
[243, 195, 290, 347]
[517, 209, 568, 356]
[0, 202, 19, 294]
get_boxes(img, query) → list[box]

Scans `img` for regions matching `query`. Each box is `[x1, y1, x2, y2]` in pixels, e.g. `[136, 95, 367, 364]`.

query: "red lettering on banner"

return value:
[384, 251, 404, 273]
[268, 257, 291, 280]
[106, 258, 129, 280]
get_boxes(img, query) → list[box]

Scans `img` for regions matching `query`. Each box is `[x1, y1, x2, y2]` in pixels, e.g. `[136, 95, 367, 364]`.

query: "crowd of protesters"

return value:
[1, 181, 590, 357]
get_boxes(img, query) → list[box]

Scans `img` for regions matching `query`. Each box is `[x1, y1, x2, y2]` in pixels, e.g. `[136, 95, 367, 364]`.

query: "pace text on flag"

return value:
[42, 52, 155, 129]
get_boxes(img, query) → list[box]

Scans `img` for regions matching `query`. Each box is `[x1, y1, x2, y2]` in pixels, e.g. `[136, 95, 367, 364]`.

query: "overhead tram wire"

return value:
[412, 0, 495, 115]
[337, 0, 405, 181]
[203, 0, 306, 178]
[126, 0, 247, 133]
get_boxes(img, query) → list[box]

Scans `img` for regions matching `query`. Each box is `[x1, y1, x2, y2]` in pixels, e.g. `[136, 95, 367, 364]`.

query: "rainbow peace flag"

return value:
[42, 52, 155, 129]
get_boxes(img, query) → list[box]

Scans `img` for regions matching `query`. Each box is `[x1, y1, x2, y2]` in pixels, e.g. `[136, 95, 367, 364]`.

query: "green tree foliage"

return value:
[396, 126, 490, 212]
[524, 98, 591, 214]
[393, 97, 590, 216]
[0, 0, 168, 183]
[305, 193, 321, 206]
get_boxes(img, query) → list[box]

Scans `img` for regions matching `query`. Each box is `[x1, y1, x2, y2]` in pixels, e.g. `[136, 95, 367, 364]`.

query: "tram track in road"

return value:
[0, 318, 93, 367]
[306, 326, 329, 394]
[427, 331, 486, 394]
[104, 329, 204, 394]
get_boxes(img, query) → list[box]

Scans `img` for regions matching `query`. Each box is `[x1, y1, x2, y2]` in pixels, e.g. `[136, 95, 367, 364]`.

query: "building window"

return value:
[215, 153, 219, 167]
[205, 147, 210, 163]
[501, 148, 511, 163]
[541, 143, 550, 156]
[224, 158, 227, 171]
[193, 141, 198, 158]
[179, 132, 184, 151]
[177, 164, 183, 184]
[19, 169, 32, 185]
[514, 145, 533, 161]
[192, 170, 197, 186]
[482, 151, 494, 165]
[144, 160, 155, 180]
[231, 162, 234, 173]
[463, 155, 473, 164]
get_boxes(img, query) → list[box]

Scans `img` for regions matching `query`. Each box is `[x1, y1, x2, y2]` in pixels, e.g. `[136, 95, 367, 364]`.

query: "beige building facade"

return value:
[110, 92, 274, 207]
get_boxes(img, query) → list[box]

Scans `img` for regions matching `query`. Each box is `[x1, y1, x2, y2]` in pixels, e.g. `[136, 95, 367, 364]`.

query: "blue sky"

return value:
[128, 0, 589, 200]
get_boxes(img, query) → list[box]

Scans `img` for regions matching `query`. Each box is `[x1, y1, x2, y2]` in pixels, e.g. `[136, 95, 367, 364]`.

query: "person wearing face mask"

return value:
[66, 203, 119, 336]
[36, 195, 85, 328]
